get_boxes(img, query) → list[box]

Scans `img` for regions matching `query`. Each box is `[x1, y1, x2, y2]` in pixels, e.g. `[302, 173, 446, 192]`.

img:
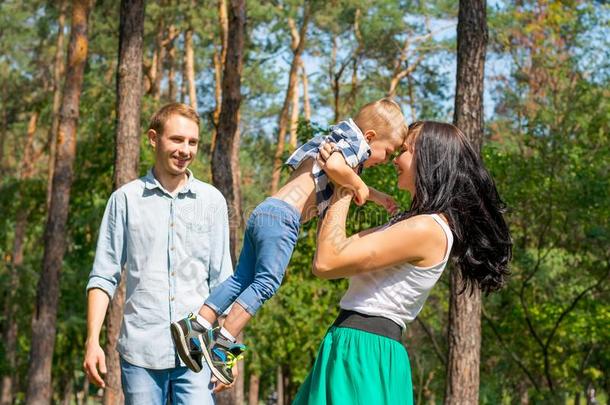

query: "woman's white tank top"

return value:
[339, 214, 454, 329]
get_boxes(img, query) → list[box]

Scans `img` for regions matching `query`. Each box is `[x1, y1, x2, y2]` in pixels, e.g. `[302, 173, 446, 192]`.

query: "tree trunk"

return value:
[167, 24, 178, 102]
[407, 74, 417, 122]
[0, 109, 6, 175]
[25, 1, 93, 403]
[300, 60, 310, 122]
[346, 8, 362, 113]
[330, 36, 341, 123]
[0, 111, 39, 405]
[211, 0, 229, 154]
[211, 1, 245, 402]
[184, 27, 197, 110]
[152, 14, 165, 101]
[61, 378, 74, 405]
[211, 0, 244, 262]
[270, 6, 311, 194]
[276, 366, 284, 405]
[248, 374, 260, 405]
[289, 68, 299, 149]
[444, 1, 487, 404]
[103, 1, 145, 404]
[46, 0, 67, 210]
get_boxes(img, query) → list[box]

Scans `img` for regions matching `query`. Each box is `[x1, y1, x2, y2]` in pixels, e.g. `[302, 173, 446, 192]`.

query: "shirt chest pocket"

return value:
[186, 222, 211, 259]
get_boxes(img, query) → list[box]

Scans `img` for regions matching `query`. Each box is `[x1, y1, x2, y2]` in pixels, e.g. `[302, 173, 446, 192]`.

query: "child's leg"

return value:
[200, 225, 257, 322]
[224, 201, 301, 337]
[197, 304, 218, 326]
[219, 302, 252, 339]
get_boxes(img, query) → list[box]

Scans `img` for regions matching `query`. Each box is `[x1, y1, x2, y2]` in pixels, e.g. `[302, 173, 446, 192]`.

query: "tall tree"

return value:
[102, 1, 146, 404]
[211, 0, 229, 154]
[444, 0, 487, 403]
[1, 112, 40, 405]
[184, 26, 197, 110]
[212, 0, 245, 264]
[270, 2, 311, 194]
[166, 24, 178, 101]
[46, 0, 67, 209]
[211, 0, 246, 402]
[25, 1, 94, 402]
[300, 59, 311, 122]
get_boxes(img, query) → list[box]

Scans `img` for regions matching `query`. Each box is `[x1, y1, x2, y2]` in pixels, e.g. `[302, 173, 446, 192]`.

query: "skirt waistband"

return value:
[332, 310, 402, 342]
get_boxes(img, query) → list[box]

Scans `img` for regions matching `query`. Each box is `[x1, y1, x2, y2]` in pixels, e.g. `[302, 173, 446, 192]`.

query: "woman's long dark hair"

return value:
[391, 121, 512, 294]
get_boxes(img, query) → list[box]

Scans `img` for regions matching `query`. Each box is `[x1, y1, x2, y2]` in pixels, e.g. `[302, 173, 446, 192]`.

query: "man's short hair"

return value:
[148, 103, 200, 136]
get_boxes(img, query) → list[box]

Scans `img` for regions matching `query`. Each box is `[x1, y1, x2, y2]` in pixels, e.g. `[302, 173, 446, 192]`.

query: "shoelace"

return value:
[225, 351, 245, 370]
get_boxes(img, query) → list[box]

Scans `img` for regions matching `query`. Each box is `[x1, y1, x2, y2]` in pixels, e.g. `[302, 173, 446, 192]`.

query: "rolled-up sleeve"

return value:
[86, 191, 127, 299]
[208, 195, 233, 293]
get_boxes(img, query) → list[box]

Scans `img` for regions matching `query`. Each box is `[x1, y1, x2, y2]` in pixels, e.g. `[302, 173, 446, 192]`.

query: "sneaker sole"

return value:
[170, 322, 202, 373]
[199, 338, 233, 385]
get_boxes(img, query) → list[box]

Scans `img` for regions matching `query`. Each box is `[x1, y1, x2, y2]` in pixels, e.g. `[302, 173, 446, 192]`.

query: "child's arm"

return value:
[322, 151, 369, 205]
[368, 187, 399, 214]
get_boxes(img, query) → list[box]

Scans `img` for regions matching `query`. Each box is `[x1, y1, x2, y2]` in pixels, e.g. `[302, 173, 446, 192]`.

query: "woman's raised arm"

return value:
[312, 189, 448, 279]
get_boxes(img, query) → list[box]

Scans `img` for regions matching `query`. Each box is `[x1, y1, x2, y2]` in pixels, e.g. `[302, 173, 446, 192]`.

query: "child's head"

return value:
[353, 98, 408, 167]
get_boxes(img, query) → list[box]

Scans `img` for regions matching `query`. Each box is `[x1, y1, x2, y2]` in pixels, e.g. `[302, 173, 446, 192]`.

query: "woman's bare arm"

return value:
[313, 190, 448, 279]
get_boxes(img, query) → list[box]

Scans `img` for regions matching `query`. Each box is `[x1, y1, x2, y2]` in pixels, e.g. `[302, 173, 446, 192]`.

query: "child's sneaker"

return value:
[199, 329, 246, 385]
[170, 313, 208, 372]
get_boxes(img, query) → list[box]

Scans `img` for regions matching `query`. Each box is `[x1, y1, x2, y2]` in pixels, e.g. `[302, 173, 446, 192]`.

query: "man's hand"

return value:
[211, 367, 238, 394]
[369, 188, 399, 214]
[83, 340, 107, 388]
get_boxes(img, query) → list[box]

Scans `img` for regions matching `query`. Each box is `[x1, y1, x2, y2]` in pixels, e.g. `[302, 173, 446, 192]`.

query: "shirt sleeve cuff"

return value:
[86, 276, 117, 299]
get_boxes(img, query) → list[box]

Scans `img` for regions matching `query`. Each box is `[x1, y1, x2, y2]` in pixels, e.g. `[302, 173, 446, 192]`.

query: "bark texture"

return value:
[444, 0, 488, 404]
[25, 1, 93, 403]
[46, 0, 67, 209]
[269, 5, 311, 194]
[1, 112, 39, 405]
[211, 0, 245, 263]
[211, 1, 246, 402]
[211, 0, 229, 154]
[103, 1, 145, 404]
[300, 60, 311, 121]
[248, 374, 260, 405]
[184, 27, 197, 110]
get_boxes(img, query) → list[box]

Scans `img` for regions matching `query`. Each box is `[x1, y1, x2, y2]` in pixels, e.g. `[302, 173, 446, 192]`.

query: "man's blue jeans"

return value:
[205, 197, 301, 316]
[120, 357, 215, 404]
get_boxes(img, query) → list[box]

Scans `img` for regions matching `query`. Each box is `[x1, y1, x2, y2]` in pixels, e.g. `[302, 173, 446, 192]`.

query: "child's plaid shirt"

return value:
[285, 118, 371, 216]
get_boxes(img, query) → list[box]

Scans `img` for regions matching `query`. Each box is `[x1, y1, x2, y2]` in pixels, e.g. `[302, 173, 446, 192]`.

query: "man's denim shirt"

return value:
[86, 169, 233, 369]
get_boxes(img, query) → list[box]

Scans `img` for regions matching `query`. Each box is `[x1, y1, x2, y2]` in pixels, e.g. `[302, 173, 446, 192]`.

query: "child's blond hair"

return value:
[353, 98, 408, 142]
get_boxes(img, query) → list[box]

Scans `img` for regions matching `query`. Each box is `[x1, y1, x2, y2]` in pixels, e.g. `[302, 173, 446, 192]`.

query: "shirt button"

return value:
[170, 223, 174, 227]
[170, 296, 175, 301]
[170, 246, 175, 251]
[171, 272, 176, 276]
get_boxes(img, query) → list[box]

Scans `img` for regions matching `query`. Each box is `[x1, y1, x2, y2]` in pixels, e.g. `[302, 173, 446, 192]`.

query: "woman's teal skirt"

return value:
[293, 326, 413, 405]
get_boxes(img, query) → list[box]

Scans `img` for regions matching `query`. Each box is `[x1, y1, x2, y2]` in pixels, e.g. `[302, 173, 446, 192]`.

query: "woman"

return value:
[293, 121, 512, 404]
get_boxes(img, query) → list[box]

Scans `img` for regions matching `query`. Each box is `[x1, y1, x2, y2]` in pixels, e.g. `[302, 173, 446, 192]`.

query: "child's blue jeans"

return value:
[205, 197, 301, 316]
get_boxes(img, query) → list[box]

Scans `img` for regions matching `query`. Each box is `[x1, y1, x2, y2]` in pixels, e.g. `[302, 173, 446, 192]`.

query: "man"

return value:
[83, 103, 233, 404]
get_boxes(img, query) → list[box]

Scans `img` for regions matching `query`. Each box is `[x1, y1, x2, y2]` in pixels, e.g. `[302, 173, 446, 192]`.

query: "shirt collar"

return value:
[346, 118, 365, 140]
[144, 168, 196, 196]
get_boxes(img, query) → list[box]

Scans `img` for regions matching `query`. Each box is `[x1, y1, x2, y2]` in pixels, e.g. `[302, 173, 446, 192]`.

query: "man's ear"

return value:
[147, 129, 158, 150]
[364, 129, 377, 142]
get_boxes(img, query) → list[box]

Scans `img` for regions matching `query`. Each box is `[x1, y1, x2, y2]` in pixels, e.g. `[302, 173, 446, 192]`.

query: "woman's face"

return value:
[394, 142, 416, 194]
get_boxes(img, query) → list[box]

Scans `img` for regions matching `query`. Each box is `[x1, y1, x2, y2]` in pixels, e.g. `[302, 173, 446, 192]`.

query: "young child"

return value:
[171, 98, 408, 384]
